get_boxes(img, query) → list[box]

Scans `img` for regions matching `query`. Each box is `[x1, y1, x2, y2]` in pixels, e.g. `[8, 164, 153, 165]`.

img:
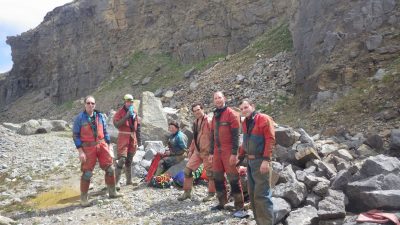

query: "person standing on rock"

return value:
[154, 121, 188, 176]
[72, 95, 123, 207]
[177, 102, 216, 202]
[208, 91, 247, 218]
[113, 94, 141, 190]
[238, 99, 275, 225]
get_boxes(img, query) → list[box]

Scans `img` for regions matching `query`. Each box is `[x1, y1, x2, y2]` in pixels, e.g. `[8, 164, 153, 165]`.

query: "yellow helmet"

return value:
[123, 94, 134, 101]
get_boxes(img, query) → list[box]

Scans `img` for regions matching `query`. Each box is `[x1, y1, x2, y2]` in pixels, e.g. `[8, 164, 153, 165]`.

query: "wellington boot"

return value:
[202, 192, 216, 202]
[108, 185, 124, 198]
[80, 192, 90, 207]
[115, 167, 122, 191]
[125, 167, 132, 185]
[177, 190, 191, 201]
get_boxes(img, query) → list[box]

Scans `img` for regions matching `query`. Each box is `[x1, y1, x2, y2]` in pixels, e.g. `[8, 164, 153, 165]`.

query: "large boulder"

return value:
[17, 120, 40, 135]
[359, 155, 400, 177]
[50, 120, 68, 131]
[141, 91, 168, 132]
[275, 126, 297, 147]
[346, 172, 400, 211]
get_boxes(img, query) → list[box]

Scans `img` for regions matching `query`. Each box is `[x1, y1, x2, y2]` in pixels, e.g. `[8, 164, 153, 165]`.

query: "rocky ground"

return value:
[0, 125, 255, 225]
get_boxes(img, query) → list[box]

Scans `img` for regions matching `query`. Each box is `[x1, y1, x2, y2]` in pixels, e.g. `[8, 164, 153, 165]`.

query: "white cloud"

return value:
[0, 0, 73, 72]
[0, 0, 73, 31]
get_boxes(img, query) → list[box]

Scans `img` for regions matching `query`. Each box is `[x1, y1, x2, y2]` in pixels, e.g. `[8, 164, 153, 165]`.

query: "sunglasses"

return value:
[86, 102, 95, 105]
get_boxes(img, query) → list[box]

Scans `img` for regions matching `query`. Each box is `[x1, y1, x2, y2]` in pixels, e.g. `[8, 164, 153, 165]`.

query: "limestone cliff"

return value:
[291, 0, 399, 106]
[0, 0, 292, 107]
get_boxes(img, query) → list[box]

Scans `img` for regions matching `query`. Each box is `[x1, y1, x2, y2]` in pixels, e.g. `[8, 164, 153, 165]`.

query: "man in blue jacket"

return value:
[155, 121, 188, 176]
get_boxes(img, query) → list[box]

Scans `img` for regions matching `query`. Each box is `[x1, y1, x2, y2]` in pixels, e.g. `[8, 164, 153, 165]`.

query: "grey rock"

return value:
[363, 134, 383, 151]
[356, 144, 377, 158]
[141, 92, 168, 133]
[390, 129, 400, 150]
[286, 205, 318, 225]
[0, 215, 17, 225]
[365, 34, 383, 51]
[305, 193, 322, 207]
[333, 149, 354, 161]
[183, 68, 196, 79]
[318, 219, 345, 225]
[50, 120, 68, 131]
[273, 180, 307, 208]
[360, 154, 400, 177]
[2, 123, 20, 131]
[317, 189, 346, 220]
[313, 180, 330, 197]
[142, 77, 152, 85]
[272, 197, 291, 224]
[17, 119, 40, 135]
[359, 190, 400, 210]
[275, 127, 297, 147]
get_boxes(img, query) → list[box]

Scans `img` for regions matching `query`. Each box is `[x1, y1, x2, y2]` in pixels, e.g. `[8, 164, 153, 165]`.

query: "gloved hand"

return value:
[128, 105, 134, 116]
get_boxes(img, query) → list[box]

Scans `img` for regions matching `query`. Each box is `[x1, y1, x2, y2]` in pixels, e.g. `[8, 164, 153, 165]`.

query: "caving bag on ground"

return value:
[150, 173, 173, 188]
[173, 164, 204, 187]
[145, 153, 162, 183]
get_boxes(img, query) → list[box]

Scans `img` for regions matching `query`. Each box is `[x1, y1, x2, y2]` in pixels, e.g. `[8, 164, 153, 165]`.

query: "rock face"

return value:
[0, 0, 293, 107]
[292, 0, 399, 104]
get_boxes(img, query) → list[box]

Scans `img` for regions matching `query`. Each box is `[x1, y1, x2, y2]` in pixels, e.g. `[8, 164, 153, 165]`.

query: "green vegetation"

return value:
[59, 100, 74, 111]
[244, 23, 293, 58]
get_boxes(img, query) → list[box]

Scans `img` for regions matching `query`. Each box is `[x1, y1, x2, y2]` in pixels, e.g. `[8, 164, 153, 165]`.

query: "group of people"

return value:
[72, 91, 276, 225]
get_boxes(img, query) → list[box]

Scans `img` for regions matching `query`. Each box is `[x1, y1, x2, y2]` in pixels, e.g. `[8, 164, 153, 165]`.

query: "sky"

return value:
[0, 0, 73, 73]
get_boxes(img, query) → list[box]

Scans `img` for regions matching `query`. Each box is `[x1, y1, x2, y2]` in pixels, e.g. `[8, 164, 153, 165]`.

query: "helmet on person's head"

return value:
[123, 94, 134, 102]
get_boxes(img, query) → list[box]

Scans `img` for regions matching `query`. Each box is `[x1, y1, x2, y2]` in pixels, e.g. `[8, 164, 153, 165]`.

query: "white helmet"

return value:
[123, 94, 134, 101]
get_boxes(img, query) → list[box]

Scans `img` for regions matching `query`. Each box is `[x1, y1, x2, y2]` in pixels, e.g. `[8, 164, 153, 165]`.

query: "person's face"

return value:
[168, 125, 178, 134]
[192, 105, 204, 119]
[85, 97, 96, 114]
[240, 101, 255, 118]
[213, 92, 225, 109]
[124, 100, 133, 108]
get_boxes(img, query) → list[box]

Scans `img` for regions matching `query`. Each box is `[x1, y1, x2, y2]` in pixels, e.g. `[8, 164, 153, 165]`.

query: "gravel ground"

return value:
[0, 125, 255, 225]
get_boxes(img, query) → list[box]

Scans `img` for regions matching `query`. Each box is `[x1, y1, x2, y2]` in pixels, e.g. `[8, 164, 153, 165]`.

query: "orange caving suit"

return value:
[184, 114, 215, 194]
[210, 106, 244, 210]
[72, 110, 115, 194]
[113, 106, 141, 185]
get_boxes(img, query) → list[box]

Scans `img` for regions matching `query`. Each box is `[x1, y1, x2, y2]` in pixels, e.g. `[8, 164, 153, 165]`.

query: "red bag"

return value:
[145, 153, 162, 183]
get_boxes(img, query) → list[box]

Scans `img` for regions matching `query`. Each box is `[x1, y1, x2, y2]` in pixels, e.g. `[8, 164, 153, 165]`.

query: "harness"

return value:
[86, 111, 98, 140]
[193, 116, 205, 152]
[213, 106, 227, 152]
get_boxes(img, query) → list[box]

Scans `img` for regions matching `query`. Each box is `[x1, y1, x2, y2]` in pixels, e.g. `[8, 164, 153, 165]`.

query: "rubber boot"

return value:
[108, 185, 124, 198]
[125, 166, 132, 185]
[80, 192, 90, 207]
[202, 192, 216, 202]
[177, 190, 191, 201]
[115, 167, 122, 191]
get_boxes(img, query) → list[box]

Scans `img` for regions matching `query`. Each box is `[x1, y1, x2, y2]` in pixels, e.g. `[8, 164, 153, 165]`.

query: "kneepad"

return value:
[184, 167, 193, 178]
[116, 157, 126, 169]
[82, 171, 93, 181]
[105, 166, 115, 176]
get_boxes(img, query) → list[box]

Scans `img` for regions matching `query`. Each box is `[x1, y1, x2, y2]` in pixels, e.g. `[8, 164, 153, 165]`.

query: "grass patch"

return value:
[243, 22, 293, 58]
